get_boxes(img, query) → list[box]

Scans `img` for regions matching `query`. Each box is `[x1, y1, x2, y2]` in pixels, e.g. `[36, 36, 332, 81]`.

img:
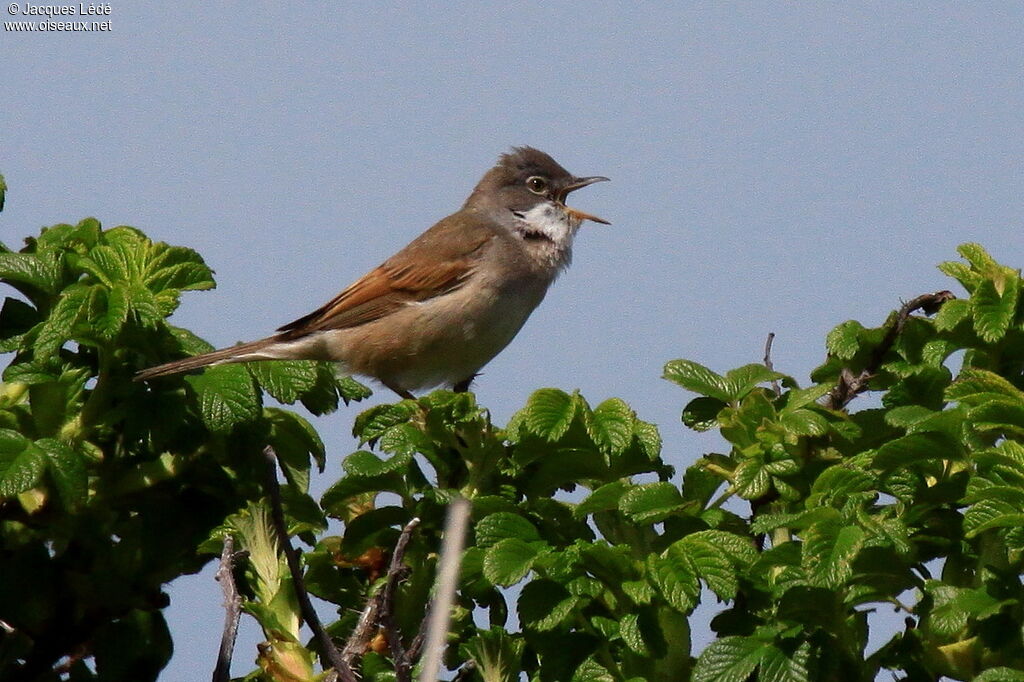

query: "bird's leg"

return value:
[382, 381, 416, 402]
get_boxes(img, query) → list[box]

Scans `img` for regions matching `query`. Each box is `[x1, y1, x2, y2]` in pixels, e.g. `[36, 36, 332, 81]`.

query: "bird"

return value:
[135, 147, 609, 399]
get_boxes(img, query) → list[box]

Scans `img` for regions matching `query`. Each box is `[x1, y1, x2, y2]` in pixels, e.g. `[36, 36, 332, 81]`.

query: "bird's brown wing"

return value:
[276, 215, 494, 336]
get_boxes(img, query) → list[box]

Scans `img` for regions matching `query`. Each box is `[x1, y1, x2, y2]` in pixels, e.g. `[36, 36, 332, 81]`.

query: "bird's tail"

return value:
[134, 337, 283, 381]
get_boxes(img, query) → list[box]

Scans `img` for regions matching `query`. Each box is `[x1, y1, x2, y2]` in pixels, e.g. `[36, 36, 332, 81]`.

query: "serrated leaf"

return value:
[973, 277, 1018, 343]
[342, 450, 411, 477]
[927, 581, 1007, 637]
[634, 419, 662, 460]
[808, 466, 876, 504]
[963, 497, 1023, 537]
[0, 251, 62, 294]
[184, 364, 261, 433]
[0, 433, 45, 497]
[933, 297, 971, 331]
[587, 398, 634, 457]
[649, 548, 699, 613]
[969, 400, 1024, 438]
[825, 320, 865, 360]
[523, 388, 577, 441]
[95, 284, 130, 339]
[475, 512, 541, 547]
[873, 431, 960, 471]
[957, 242, 997, 271]
[693, 636, 765, 682]
[618, 482, 684, 523]
[802, 520, 864, 588]
[36, 438, 87, 510]
[518, 580, 581, 631]
[248, 360, 318, 404]
[946, 368, 1024, 403]
[575, 481, 630, 517]
[733, 457, 771, 499]
[779, 408, 829, 437]
[663, 359, 731, 401]
[483, 538, 542, 586]
[758, 642, 810, 682]
[783, 384, 831, 411]
[682, 396, 726, 431]
[724, 364, 785, 401]
[35, 284, 90, 359]
[884, 405, 935, 428]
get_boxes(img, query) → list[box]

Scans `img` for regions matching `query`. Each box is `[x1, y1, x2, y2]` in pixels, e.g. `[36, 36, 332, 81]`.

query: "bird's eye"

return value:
[526, 176, 548, 194]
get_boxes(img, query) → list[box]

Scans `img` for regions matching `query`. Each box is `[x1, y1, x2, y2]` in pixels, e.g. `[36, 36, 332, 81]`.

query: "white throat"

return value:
[514, 202, 580, 247]
[511, 202, 581, 274]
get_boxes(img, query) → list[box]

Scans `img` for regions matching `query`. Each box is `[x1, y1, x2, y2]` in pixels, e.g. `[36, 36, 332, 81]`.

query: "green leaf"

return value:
[342, 450, 411, 478]
[483, 538, 542, 586]
[0, 173, 5, 211]
[779, 408, 829, 437]
[36, 438, 87, 510]
[35, 284, 90, 359]
[248, 360, 318, 404]
[475, 512, 541, 547]
[523, 388, 577, 441]
[0, 251, 62, 294]
[0, 432, 45, 497]
[663, 359, 731, 401]
[972, 277, 1018, 343]
[946, 368, 1024, 403]
[517, 579, 582, 631]
[801, 519, 864, 589]
[758, 642, 810, 682]
[649, 547, 700, 613]
[927, 581, 1008, 637]
[575, 481, 630, 518]
[873, 431, 960, 471]
[184, 364, 261, 433]
[586, 398, 634, 456]
[724, 364, 785, 401]
[618, 482, 684, 524]
[825, 320, 865, 360]
[682, 396, 726, 431]
[783, 384, 832, 411]
[933, 297, 971, 331]
[975, 668, 1024, 682]
[693, 636, 765, 682]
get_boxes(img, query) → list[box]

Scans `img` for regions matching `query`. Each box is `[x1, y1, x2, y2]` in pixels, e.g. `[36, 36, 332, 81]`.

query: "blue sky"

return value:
[3, 3, 1023, 680]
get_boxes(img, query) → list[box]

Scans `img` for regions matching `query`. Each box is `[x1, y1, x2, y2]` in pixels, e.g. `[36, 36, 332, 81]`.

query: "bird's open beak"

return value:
[561, 176, 610, 225]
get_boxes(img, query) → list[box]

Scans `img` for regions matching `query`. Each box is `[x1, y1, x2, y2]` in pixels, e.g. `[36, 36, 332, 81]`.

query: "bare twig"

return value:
[262, 446, 347, 674]
[381, 518, 421, 682]
[213, 536, 245, 682]
[763, 332, 782, 397]
[338, 517, 421, 681]
[418, 497, 472, 682]
[826, 290, 955, 411]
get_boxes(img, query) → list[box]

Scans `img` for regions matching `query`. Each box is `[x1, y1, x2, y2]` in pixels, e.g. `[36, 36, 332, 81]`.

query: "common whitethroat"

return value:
[136, 147, 609, 398]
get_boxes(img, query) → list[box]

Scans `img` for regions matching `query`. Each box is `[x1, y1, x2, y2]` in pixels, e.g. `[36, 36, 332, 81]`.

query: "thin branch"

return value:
[262, 445, 347, 674]
[826, 290, 955, 411]
[381, 518, 421, 682]
[339, 517, 421, 681]
[212, 537, 245, 682]
[763, 332, 782, 397]
[418, 497, 472, 682]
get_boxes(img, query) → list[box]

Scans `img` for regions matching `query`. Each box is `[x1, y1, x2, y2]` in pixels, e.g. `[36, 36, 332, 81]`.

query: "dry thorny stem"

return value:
[826, 290, 955, 411]
[212, 536, 247, 682]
